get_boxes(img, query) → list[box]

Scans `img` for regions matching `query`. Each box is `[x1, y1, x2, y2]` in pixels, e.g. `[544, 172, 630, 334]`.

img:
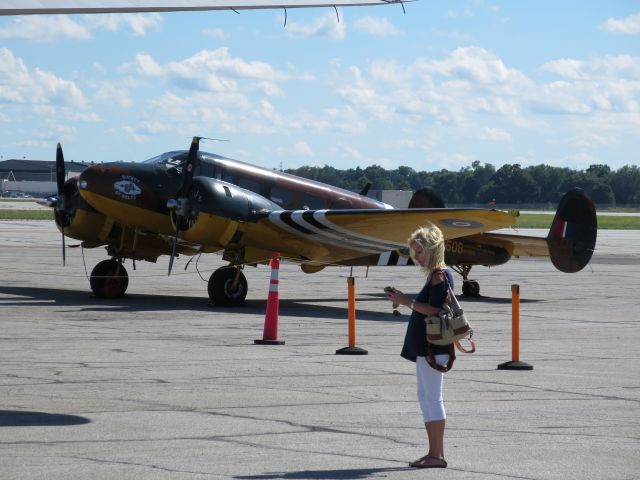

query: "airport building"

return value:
[0, 159, 89, 197]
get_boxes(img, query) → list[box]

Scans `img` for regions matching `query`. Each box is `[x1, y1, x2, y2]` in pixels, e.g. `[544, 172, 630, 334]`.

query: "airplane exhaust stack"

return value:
[546, 188, 597, 273]
[255, 252, 285, 345]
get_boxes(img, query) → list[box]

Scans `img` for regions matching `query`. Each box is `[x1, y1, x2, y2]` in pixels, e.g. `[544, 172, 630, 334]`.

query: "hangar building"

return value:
[0, 159, 89, 197]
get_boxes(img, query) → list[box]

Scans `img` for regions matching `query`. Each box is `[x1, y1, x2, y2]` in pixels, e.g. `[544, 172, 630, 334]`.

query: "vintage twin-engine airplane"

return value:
[47, 137, 597, 305]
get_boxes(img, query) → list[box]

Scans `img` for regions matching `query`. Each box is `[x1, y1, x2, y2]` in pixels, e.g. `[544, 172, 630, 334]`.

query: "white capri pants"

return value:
[416, 355, 448, 422]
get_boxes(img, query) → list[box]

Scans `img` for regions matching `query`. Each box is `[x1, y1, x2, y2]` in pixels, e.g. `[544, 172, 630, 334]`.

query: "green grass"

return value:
[0, 209, 54, 220]
[1, 209, 639, 229]
[516, 213, 640, 229]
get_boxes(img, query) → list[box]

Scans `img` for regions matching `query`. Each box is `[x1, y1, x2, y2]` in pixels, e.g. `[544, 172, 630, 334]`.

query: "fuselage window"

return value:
[302, 194, 326, 210]
[270, 186, 295, 209]
[238, 177, 261, 195]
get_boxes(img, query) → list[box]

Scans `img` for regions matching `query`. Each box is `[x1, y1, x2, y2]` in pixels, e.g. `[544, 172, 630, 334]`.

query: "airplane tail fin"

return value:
[408, 187, 446, 208]
[546, 188, 597, 273]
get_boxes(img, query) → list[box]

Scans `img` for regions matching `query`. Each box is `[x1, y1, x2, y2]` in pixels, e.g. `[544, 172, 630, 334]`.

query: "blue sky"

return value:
[0, 1, 638, 173]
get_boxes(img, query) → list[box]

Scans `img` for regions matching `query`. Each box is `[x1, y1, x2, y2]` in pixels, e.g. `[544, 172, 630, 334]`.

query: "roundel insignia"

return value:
[440, 218, 483, 228]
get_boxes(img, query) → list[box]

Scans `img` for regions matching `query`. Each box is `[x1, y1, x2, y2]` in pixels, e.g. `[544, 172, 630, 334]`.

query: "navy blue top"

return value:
[401, 268, 454, 362]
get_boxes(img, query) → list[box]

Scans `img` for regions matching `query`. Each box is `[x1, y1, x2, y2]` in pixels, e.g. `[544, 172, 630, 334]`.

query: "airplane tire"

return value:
[90, 259, 129, 298]
[208, 268, 247, 306]
[462, 280, 480, 297]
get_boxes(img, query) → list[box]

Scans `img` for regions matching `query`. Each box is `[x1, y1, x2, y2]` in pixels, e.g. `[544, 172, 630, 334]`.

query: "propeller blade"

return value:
[55, 143, 65, 195]
[168, 233, 178, 276]
[61, 229, 66, 266]
[167, 136, 201, 275]
[55, 143, 68, 266]
[181, 136, 200, 194]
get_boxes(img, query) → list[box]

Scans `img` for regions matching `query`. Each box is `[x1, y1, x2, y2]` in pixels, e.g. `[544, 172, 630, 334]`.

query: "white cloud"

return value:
[93, 63, 107, 74]
[477, 126, 512, 141]
[424, 46, 530, 87]
[277, 141, 314, 159]
[333, 143, 367, 162]
[285, 12, 346, 40]
[122, 48, 287, 96]
[34, 69, 87, 107]
[0, 48, 86, 108]
[124, 53, 164, 76]
[94, 81, 133, 108]
[83, 13, 162, 36]
[202, 28, 226, 39]
[324, 45, 640, 169]
[142, 90, 278, 137]
[598, 12, 640, 35]
[0, 15, 90, 42]
[537, 55, 640, 114]
[0, 13, 162, 42]
[543, 55, 640, 81]
[353, 16, 400, 37]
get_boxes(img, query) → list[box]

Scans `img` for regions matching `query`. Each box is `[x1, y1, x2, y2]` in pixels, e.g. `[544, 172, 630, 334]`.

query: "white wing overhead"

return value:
[0, 1, 408, 16]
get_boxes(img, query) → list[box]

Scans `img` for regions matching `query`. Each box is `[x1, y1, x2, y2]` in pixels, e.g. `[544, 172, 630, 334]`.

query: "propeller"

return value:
[166, 137, 201, 275]
[54, 143, 68, 266]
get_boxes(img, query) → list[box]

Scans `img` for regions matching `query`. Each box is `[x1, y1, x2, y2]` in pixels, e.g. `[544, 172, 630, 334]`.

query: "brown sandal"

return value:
[410, 455, 448, 469]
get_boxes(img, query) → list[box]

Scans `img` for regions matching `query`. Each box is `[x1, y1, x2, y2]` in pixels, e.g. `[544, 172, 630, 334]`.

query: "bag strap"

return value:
[427, 268, 450, 304]
[427, 344, 456, 373]
[454, 338, 476, 354]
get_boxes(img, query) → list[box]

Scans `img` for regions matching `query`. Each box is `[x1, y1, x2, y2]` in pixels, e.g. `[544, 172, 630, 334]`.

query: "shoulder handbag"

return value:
[424, 272, 476, 353]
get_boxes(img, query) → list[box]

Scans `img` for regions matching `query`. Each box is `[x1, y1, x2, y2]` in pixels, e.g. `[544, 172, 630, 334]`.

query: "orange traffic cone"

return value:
[255, 252, 285, 345]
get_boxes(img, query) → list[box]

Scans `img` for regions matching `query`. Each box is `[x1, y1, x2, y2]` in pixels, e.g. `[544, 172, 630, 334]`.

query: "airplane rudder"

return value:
[546, 188, 597, 273]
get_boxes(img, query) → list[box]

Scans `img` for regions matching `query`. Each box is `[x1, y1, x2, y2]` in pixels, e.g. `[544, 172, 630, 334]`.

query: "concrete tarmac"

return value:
[0, 221, 638, 479]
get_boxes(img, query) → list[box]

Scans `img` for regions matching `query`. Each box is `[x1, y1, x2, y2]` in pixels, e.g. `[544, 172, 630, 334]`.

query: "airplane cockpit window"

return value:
[143, 151, 188, 174]
[199, 162, 216, 178]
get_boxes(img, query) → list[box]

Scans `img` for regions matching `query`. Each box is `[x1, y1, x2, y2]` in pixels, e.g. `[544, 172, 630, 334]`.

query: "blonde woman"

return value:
[385, 224, 453, 469]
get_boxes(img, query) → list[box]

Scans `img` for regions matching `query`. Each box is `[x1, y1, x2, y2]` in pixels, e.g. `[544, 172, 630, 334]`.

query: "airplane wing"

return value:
[239, 207, 517, 265]
[0, 1, 408, 15]
[464, 232, 549, 257]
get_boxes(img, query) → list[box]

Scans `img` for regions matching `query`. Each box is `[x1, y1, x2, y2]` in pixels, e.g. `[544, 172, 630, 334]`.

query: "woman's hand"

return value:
[386, 289, 411, 308]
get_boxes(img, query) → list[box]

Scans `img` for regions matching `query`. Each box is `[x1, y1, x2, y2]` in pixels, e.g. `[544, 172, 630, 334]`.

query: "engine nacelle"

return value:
[54, 178, 110, 246]
[179, 177, 280, 248]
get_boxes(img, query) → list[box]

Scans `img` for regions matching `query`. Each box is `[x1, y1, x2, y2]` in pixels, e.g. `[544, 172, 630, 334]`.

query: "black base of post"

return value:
[498, 361, 533, 370]
[254, 339, 285, 345]
[335, 346, 368, 355]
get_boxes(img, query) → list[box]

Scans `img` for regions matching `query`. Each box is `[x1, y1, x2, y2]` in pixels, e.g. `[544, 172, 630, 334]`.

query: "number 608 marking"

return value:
[445, 240, 464, 254]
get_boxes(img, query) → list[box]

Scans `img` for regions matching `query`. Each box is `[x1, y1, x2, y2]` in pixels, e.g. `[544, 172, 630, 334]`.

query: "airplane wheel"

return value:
[208, 267, 247, 306]
[90, 259, 129, 298]
[462, 280, 480, 297]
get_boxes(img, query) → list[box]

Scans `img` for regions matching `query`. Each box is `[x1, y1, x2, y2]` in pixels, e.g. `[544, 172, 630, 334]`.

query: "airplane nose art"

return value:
[79, 164, 152, 210]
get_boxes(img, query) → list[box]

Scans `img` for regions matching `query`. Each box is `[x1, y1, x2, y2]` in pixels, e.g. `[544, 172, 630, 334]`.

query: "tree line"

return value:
[285, 161, 640, 207]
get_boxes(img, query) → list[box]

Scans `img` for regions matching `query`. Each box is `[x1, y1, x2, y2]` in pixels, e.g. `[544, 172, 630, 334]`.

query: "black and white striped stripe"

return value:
[377, 250, 414, 266]
[269, 210, 406, 253]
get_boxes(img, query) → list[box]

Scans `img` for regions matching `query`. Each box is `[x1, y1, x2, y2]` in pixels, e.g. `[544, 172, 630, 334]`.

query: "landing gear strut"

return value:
[90, 259, 129, 298]
[450, 265, 481, 297]
[208, 266, 247, 306]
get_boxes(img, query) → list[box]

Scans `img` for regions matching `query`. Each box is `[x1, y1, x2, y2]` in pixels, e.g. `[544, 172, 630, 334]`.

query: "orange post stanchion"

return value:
[336, 276, 368, 355]
[498, 284, 533, 370]
[512, 284, 520, 362]
[255, 252, 285, 345]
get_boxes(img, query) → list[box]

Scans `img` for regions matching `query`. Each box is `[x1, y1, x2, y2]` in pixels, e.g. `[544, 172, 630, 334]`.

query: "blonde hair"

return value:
[408, 223, 445, 273]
